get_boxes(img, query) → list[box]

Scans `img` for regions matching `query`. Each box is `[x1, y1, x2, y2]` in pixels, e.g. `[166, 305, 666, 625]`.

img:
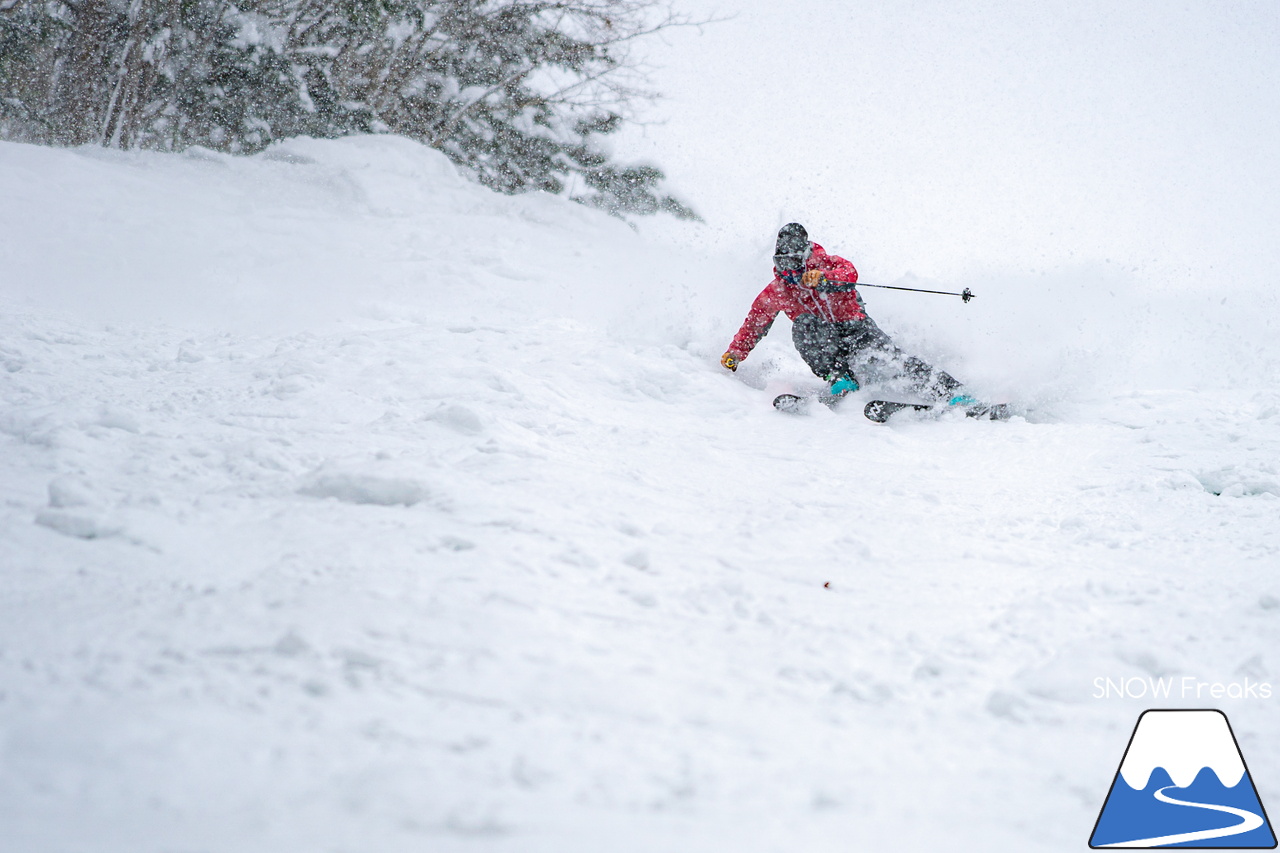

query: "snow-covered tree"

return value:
[0, 0, 697, 219]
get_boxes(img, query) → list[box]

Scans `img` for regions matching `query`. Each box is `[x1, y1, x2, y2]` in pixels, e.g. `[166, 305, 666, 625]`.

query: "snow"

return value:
[3, 130, 1280, 853]
[618, 1, 1280, 297]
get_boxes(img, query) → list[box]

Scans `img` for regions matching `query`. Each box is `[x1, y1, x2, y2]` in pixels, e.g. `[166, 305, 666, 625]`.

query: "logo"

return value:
[1090, 709, 1276, 848]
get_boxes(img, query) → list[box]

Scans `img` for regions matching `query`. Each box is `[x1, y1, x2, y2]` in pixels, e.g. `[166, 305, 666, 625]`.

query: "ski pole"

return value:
[825, 280, 976, 302]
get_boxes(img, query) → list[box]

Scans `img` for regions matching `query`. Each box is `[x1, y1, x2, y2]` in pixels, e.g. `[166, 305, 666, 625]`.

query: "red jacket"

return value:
[727, 243, 863, 361]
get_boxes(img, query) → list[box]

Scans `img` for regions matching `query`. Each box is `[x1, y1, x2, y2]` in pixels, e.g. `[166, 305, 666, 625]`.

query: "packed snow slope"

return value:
[2, 136, 1280, 853]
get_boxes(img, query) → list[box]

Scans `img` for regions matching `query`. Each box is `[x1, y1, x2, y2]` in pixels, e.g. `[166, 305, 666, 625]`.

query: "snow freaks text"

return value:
[1093, 677, 1274, 701]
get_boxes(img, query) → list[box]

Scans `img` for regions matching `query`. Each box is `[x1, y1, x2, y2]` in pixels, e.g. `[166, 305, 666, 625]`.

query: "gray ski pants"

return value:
[790, 313, 962, 400]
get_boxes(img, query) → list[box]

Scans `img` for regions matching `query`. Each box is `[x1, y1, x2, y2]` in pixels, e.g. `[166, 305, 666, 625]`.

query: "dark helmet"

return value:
[773, 223, 811, 273]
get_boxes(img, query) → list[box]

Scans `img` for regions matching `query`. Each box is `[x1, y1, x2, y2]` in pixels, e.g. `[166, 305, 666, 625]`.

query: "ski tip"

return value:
[773, 393, 807, 414]
[863, 400, 932, 423]
[863, 400, 892, 423]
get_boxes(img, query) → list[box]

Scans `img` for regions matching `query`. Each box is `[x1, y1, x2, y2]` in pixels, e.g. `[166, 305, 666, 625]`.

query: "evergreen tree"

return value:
[0, 0, 697, 219]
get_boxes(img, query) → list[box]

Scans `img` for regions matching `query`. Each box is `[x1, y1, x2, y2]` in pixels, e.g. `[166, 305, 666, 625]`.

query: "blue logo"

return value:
[1091, 709, 1277, 848]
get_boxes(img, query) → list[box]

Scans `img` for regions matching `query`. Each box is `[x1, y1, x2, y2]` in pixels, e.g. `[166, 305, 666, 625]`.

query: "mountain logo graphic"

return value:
[1090, 709, 1277, 848]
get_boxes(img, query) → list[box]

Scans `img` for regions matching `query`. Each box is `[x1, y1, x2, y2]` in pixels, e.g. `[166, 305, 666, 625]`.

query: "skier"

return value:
[720, 223, 974, 406]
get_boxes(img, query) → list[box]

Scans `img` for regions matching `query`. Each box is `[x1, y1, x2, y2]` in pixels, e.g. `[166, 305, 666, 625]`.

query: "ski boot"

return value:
[773, 374, 859, 414]
[819, 374, 859, 408]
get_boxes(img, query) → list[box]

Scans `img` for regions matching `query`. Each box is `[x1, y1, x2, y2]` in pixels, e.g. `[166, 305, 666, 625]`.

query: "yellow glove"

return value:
[721, 352, 740, 372]
[801, 270, 826, 288]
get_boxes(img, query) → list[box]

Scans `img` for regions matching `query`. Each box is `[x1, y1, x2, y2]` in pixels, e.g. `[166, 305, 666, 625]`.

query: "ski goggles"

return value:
[773, 250, 810, 272]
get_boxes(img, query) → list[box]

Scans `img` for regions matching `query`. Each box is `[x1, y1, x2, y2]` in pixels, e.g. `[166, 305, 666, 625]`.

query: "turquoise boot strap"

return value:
[829, 376, 859, 396]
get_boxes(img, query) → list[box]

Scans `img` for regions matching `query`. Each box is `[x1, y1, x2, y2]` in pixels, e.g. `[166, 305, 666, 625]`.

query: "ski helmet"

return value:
[773, 223, 811, 273]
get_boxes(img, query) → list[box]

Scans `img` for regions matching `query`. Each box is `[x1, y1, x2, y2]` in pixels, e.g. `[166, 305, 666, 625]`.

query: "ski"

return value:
[772, 392, 843, 414]
[862, 400, 931, 422]
[864, 399, 1011, 423]
[772, 393, 808, 414]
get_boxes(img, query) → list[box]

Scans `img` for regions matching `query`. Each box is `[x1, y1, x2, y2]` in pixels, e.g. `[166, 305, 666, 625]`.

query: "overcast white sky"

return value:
[619, 0, 1280, 292]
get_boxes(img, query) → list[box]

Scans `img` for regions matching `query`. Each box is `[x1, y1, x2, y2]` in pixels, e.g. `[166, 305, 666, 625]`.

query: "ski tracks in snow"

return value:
[3, 138, 1280, 852]
[5, 303, 1280, 851]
